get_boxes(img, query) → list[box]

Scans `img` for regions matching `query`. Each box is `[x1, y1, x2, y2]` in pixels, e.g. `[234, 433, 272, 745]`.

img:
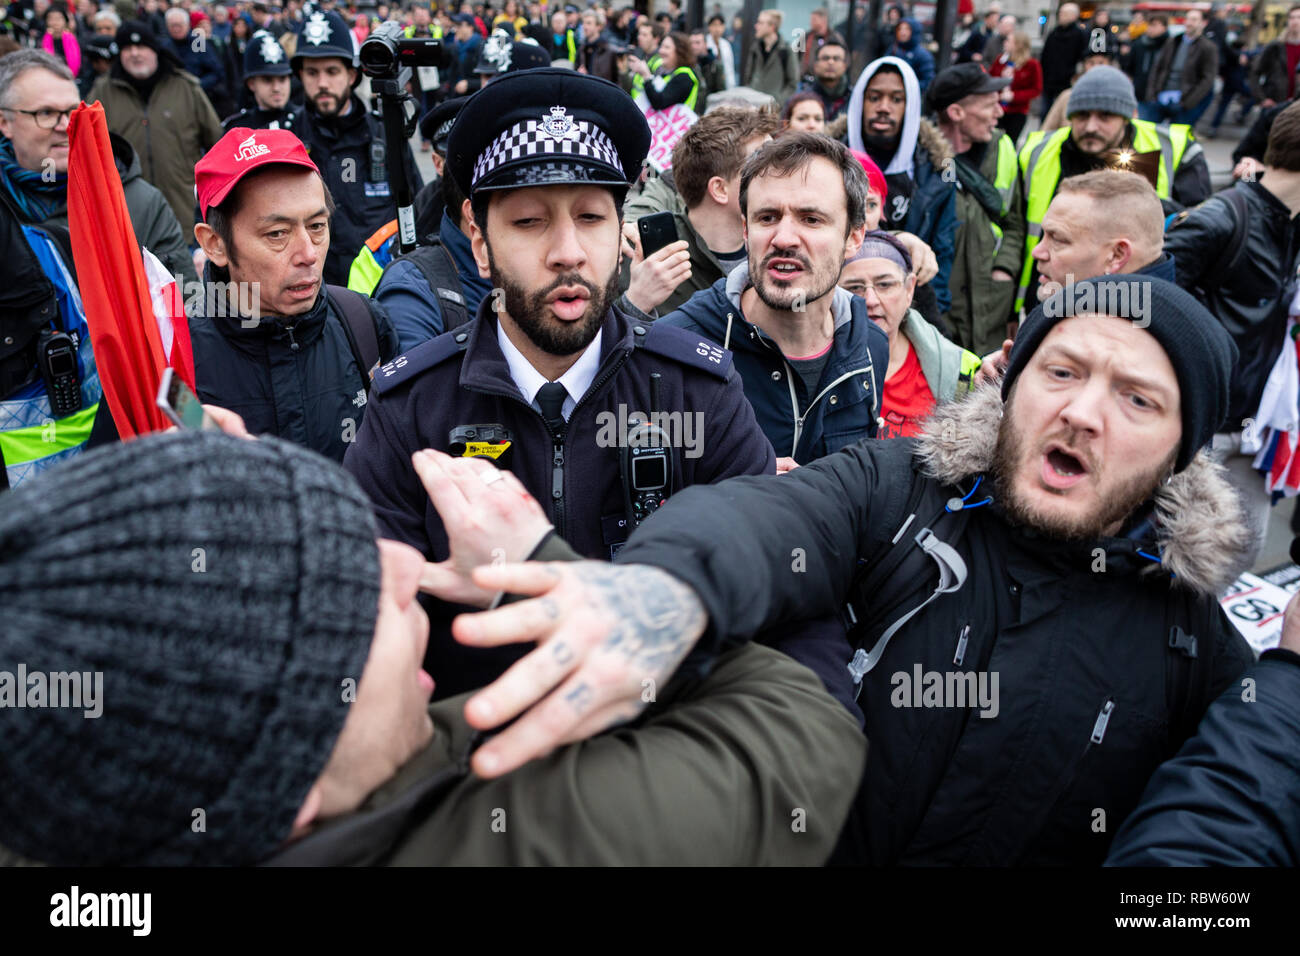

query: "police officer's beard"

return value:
[487, 253, 620, 356]
[990, 396, 1175, 542]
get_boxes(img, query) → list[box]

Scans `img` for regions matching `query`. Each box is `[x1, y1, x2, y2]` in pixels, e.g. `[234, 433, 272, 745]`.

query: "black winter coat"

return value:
[615, 385, 1255, 865]
[291, 96, 424, 287]
[1165, 179, 1300, 426]
[1040, 22, 1089, 91]
[190, 279, 399, 462]
[1107, 649, 1300, 866]
[343, 300, 776, 697]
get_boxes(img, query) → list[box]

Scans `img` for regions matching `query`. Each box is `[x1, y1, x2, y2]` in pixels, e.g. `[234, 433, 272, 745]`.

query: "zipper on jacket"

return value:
[472, 346, 632, 541]
[953, 623, 971, 666]
[792, 366, 877, 455]
[1090, 697, 1115, 745]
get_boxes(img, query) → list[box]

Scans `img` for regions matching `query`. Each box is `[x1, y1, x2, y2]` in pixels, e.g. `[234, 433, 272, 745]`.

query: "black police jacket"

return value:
[190, 275, 399, 462]
[291, 95, 424, 287]
[1165, 179, 1300, 426]
[616, 385, 1255, 865]
[343, 299, 777, 697]
[222, 104, 300, 132]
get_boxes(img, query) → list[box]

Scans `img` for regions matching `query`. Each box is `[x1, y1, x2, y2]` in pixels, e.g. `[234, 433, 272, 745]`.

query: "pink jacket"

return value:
[42, 31, 81, 77]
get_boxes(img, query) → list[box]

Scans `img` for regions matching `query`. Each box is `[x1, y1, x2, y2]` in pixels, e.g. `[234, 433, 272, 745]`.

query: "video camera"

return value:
[358, 20, 450, 79]
[357, 21, 453, 257]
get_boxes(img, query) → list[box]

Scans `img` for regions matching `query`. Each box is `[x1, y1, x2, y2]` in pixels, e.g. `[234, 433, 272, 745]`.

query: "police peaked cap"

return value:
[446, 68, 650, 197]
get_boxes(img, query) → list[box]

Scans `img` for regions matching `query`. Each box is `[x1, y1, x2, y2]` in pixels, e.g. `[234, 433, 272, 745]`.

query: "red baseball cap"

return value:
[195, 128, 320, 221]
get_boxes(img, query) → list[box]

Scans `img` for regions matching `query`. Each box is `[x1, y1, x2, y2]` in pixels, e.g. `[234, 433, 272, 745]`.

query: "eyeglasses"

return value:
[2, 106, 78, 130]
[841, 278, 904, 297]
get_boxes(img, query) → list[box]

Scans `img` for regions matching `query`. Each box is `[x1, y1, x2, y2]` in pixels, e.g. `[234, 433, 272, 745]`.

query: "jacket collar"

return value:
[1136, 251, 1177, 282]
[200, 263, 330, 347]
[914, 383, 1254, 596]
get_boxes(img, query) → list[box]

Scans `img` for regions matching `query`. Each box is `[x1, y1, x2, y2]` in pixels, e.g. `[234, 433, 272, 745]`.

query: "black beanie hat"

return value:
[0, 432, 380, 865]
[1002, 275, 1239, 472]
[116, 20, 162, 55]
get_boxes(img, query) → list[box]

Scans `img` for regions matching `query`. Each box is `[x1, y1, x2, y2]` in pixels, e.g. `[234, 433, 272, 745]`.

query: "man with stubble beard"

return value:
[463, 274, 1256, 864]
[288, 8, 421, 286]
[343, 70, 775, 700]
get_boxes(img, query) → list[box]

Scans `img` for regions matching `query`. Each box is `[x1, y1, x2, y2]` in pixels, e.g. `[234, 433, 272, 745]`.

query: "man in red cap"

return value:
[188, 126, 398, 463]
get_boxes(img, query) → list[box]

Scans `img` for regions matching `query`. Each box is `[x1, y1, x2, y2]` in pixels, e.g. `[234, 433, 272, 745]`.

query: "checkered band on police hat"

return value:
[471, 111, 622, 190]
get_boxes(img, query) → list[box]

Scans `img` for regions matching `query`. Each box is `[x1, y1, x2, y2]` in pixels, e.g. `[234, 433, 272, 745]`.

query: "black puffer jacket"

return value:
[1165, 179, 1300, 427]
[1107, 649, 1300, 866]
[190, 274, 398, 462]
[291, 96, 424, 287]
[616, 385, 1255, 865]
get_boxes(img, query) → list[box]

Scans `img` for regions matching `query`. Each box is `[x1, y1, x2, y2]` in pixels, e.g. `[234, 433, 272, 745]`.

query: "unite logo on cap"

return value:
[235, 135, 272, 162]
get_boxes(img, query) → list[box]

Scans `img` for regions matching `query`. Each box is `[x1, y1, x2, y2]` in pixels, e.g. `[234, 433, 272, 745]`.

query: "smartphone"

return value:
[637, 211, 679, 258]
[156, 367, 216, 430]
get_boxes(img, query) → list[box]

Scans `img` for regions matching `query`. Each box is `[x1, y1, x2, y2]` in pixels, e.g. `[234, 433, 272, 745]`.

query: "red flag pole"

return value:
[66, 102, 171, 438]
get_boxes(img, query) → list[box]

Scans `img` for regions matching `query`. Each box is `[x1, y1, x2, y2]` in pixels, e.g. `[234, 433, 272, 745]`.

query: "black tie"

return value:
[536, 382, 568, 436]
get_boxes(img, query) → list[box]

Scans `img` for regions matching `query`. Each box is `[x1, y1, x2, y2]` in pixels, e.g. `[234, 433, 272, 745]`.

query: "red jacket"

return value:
[995, 53, 1041, 115]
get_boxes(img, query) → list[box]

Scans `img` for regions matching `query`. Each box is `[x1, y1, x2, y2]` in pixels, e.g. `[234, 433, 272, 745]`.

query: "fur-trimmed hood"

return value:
[914, 384, 1255, 596]
[915, 117, 953, 171]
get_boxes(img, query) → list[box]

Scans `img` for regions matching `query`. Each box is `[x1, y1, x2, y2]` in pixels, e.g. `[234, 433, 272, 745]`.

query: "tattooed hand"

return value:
[451, 561, 708, 778]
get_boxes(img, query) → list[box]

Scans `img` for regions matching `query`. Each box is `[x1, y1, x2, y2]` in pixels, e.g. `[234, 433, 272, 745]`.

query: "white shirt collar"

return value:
[496, 320, 604, 421]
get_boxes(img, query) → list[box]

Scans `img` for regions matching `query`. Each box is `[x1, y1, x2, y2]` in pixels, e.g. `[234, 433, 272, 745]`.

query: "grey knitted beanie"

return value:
[0, 431, 381, 865]
[1067, 65, 1138, 118]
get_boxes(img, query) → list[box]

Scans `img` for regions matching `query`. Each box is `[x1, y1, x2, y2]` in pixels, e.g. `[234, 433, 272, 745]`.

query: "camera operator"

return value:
[288, 9, 421, 286]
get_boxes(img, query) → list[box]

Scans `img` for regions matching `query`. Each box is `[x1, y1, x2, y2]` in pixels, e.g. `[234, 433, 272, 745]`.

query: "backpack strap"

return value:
[841, 446, 981, 693]
[384, 238, 471, 332]
[327, 284, 382, 387]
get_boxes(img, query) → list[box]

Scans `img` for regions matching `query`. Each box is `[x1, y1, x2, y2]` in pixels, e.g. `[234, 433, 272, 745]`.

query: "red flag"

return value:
[66, 102, 170, 438]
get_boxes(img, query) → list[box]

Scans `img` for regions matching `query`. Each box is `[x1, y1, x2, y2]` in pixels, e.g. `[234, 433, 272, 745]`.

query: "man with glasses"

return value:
[0, 49, 191, 485]
[798, 38, 851, 123]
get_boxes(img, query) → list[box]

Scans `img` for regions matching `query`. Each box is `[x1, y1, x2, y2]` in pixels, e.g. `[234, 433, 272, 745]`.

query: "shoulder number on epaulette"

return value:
[636, 322, 733, 380]
[373, 329, 471, 395]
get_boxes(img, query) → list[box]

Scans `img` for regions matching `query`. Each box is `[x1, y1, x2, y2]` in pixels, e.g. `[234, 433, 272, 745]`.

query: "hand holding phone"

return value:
[156, 367, 217, 431]
[637, 211, 679, 259]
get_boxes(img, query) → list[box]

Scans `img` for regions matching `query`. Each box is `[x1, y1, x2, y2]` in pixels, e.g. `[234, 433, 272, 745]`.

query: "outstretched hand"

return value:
[452, 560, 709, 778]
[412, 449, 554, 608]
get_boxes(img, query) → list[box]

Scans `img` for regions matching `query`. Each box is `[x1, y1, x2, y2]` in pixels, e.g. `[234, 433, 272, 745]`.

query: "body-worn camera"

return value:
[359, 20, 450, 78]
[449, 424, 513, 466]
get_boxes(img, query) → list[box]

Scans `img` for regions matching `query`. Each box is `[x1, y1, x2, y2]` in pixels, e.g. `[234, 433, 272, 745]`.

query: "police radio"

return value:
[621, 373, 674, 528]
[37, 329, 81, 418]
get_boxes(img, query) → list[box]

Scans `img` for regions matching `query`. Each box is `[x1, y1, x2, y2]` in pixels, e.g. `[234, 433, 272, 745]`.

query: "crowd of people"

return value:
[2, 0, 1300, 869]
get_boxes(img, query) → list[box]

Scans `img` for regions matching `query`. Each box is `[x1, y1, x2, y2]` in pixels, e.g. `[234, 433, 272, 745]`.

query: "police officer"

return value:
[222, 29, 299, 132]
[289, 8, 422, 286]
[355, 40, 554, 343]
[342, 69, 776, 697]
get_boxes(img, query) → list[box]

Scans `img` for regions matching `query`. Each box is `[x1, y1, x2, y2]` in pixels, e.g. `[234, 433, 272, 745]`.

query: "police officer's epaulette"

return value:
[632, 322, 733, 380]
[373, 328, 472, 395]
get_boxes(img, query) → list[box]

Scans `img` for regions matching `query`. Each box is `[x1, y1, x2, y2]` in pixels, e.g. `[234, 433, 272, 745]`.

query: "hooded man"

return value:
[847, 55, 957, 318]
[466, 274, 1256, 865]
